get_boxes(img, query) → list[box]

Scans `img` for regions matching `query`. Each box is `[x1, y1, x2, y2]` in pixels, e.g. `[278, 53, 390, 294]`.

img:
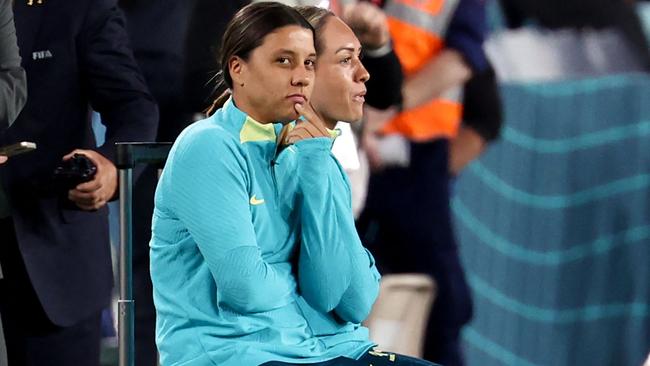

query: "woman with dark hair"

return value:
[149, 3, 322, 365]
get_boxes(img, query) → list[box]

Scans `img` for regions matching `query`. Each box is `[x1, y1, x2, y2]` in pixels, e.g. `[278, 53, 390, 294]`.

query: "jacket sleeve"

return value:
[167, 127, 297, 314]
[289, 138, 380, 323]
[461, 63, 502, 141]
[445, 0, 489, 73]
[80, 0, 158, 161]
[0, 0, 26, 128]
[363, 49, 404, 110]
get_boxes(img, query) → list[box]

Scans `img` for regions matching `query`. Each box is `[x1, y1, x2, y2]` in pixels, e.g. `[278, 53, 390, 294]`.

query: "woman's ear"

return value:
[229, 56, 246, 87]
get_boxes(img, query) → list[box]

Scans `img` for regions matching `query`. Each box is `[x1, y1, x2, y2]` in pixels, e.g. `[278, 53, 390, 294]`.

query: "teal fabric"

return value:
[453, 73, 650, 365]
[275, 137, 381, 345]
[150, 99, 375, 366]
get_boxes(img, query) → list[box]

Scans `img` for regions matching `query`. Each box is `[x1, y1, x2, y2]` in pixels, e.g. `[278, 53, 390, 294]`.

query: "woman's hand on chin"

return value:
[283, 103, 331, 145]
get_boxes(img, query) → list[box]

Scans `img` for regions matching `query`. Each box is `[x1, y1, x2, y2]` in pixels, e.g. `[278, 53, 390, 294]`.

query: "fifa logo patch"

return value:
[32, 50, 53, 60]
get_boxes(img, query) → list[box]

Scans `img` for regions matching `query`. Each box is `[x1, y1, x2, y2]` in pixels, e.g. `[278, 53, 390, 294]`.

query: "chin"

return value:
[275, 107, 297, 121]
[348, 110, 363, 123]
[279, 111, 300, 123]
[334, 108, 360, 124]
[338, 116, 362, 124]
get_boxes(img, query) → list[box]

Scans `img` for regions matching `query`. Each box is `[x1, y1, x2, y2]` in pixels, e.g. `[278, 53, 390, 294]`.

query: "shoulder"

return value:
[173, 117, 243, 163]
[162, 117, 251, 193]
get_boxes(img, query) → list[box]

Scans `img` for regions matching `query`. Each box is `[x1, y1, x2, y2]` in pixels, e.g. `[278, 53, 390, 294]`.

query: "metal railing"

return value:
[115, 142, 172, 366]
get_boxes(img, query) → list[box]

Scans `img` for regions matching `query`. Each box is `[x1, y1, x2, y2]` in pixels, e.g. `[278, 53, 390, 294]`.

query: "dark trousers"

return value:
[261, 348, 439, 365]
[0, 218, 102, 366]
[356, 140, 473, 366]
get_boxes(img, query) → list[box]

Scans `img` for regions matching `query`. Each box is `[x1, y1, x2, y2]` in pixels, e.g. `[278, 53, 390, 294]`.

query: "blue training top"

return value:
[150, 98, 379, 366]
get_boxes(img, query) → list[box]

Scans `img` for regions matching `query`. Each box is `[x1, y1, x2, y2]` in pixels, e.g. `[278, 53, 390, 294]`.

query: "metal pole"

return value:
[118, 168, 134, 366]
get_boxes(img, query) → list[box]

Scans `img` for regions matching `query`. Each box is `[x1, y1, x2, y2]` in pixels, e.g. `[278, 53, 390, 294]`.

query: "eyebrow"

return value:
[335, 46, 362, 54]
[275, 49, 317, 58]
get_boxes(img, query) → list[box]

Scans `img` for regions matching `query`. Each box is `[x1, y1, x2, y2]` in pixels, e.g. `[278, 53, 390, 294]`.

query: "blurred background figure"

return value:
[451, 1, 650, 365]
[0, 0, 27, 364]
[0, 0, 157, 365]
[499, 0, 650, 71]
[486, 0, 649, 81]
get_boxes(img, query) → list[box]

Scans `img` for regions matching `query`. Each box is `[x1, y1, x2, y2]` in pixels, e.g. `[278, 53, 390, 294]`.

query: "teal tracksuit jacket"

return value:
[150, 98, 380, 366]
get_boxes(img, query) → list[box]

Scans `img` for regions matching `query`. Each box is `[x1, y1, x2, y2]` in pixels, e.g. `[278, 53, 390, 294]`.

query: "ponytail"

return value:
[205, 70, 230, 116]
[206, 89, 231, 116]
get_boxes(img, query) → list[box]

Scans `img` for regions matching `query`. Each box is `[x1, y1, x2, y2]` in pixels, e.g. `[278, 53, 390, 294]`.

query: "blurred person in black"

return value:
[0, 0, 158, 365]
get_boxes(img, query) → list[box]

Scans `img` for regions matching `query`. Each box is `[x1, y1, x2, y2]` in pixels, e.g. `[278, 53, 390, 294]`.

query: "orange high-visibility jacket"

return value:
[381, 0, 463, 141]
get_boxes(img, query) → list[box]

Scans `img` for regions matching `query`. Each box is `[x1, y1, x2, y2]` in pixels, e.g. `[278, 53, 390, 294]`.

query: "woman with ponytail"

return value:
[149, 3, 324, 365]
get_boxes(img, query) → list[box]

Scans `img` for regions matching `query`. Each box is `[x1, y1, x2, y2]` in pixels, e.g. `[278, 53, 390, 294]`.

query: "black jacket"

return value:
[1, 0, 158, 326]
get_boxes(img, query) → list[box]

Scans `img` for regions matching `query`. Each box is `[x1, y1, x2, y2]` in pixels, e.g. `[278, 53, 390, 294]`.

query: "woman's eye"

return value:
[277, 57, 290, 65]
[340, 57, 352, 65]
[305, 59, 316, 68]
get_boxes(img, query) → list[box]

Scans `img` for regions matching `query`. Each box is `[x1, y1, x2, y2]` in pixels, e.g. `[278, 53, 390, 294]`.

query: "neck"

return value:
[316, 110, 337, 130]
[232, 93, 272, 124]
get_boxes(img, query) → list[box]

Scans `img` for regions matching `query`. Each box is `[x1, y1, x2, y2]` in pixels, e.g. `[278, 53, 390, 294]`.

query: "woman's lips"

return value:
[287, 94, 307, 104]
[353, 91, 366, 103]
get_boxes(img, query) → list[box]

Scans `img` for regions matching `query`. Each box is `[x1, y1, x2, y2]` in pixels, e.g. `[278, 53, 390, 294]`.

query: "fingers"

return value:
[68, 185, 106, 210]
[62, 149, 116, 210]
[0, 156, 7, 164]
[63, 149, 86, 161]
[294, 103, 329, 136]
[285, 124, 320, 144]
[75, 178, 102, 192]
[62, 149, 101, 167]
[284, 102, 336, 145]
[299, 120, 328, 137]
[68, 186, 109, 210]
[343, 2, 389, 48]
[285, 129, 313, 145]
[68, 174, 104, 209]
